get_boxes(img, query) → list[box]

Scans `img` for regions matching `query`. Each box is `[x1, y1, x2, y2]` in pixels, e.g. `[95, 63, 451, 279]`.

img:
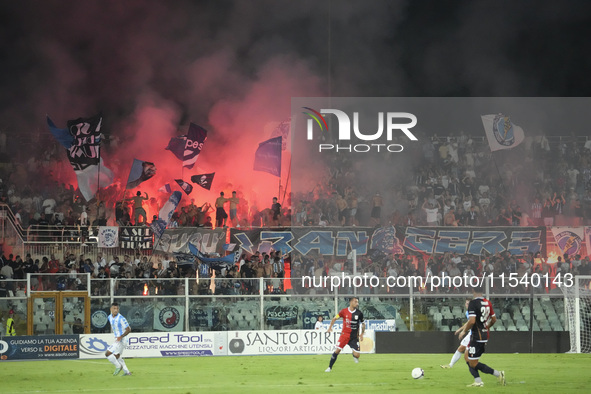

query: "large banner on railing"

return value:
[0, 335, 79, 360]
[154, 227, 225, 254]
[226, 329, 375, 355]
[230, 226, 546, 257]
[119, 226, 153, 249]
[79, 332, 227, 358]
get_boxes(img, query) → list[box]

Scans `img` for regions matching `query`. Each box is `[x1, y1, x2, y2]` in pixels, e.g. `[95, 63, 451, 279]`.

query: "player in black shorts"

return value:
[459, 286, 505, 387]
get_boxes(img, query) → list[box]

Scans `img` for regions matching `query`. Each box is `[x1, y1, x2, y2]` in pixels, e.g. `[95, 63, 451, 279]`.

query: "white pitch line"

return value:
[8, 382, 390, 393]
[63, 359, 106, 365]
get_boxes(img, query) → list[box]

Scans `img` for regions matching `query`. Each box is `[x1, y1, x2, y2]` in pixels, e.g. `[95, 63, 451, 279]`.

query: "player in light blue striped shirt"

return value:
[105, 302, 132, 376]
[441, 299, 472, 369]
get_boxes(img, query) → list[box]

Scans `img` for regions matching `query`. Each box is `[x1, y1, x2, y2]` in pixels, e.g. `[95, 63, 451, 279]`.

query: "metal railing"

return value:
[0, 274, 575, 334]
[0, 203, 25, 257]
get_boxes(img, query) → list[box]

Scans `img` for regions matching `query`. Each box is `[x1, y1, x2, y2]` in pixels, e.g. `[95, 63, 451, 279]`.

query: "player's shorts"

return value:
[460, 331, 472, 348]
[337, 334, 360, 352]
[107, 338, 128, 356]
[230, 208, 237, 220]
[467, 341, 486, 360]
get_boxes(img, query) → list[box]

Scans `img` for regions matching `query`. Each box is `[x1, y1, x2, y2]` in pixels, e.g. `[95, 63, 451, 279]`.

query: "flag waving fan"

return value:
[46, 114, 114, 202]
[481, 114, 525, 151]
[126, 159, 156, 189]
[166, 122, 208, 169]
[253, 136, 282, 177]
[151, 191, 183, 239]
[188, 243, 238, 271]
[190, 172, 215, 190]
[175, 179, 193, 195]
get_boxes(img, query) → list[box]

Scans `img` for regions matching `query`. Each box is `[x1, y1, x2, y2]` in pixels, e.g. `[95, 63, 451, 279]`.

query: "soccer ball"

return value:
[411, 367, 424, 379]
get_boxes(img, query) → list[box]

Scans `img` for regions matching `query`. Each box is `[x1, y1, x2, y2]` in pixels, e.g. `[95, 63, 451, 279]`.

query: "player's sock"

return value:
[449, 350, 462, 367]
[475, 362, 497, 376]
[118, 358, 130, 373]
[107, 354, 121, 368]
[329, 352, 339, 369]
[467, 363, 480, 380]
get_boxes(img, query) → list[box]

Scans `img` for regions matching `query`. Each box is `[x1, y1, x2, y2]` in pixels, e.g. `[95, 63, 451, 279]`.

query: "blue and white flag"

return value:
[188, 243, 239, 270]
[47, 114, 114, 202]
[482, 114, 525, 151]
[222, 243, 236, 252]
[175, 179, 193, 195]
[253, 136, 282, 177]
[270, 117, 291, 151]
[166, 122, 208, 169]
[172, 252, 196, 266]
[151, 191, 182, 239]
[158, 184, 172, 193]
[126, 159, 156, 189]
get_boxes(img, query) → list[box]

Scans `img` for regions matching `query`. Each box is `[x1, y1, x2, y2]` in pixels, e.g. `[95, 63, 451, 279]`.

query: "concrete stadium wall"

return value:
[376, 331, 570, 354]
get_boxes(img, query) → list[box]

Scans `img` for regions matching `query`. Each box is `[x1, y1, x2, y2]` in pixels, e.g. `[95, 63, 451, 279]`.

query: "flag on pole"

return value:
[158, 184, 172, 193]
[253, 136, 282, 177]
[270, 117, 291, 151]
[166, 122, 208, 169]
[190, 172, 215, 190]
[175, 179, 193, 195]
[151, 191, 182, 238]
[481, 114, 525, 151]
[188, 243, 239, 270]
[46, 114, 114, 202]
[126, 159, 156, 189]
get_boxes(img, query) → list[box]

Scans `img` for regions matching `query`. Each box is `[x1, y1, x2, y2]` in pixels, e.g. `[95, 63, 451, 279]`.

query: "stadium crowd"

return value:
[2, 131, 591, 231]
[3, 244, 589, 298]
[2, 131, 591, 298]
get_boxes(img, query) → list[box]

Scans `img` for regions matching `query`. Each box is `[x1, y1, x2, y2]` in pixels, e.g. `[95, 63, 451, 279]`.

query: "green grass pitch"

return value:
[2, 353, 590, 393]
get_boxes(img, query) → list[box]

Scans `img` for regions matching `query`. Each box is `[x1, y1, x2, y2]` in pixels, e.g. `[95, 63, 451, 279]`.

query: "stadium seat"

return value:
[35, 323, 47, 334]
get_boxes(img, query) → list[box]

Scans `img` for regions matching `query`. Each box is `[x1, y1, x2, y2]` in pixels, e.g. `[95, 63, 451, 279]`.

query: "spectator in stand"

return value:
[82, 259, 93, 274]
[444, 208, 458, 226]
[215, 192, 229, 228]
[496, 208, 512, 226]
[336, 194, 348, 226]
[542, 196, 555, 226]
[271, 197, 282, 226]
[530, 197, 543, 226]
[371, 192, 383, 226]
[96, 201, 107, 225]
[422, 198, 441, 227]
[466, 206, 479, 226]
[229, 191, 240, 227]
[48, 254, 60, 274]
[125, 191, 149, 225]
